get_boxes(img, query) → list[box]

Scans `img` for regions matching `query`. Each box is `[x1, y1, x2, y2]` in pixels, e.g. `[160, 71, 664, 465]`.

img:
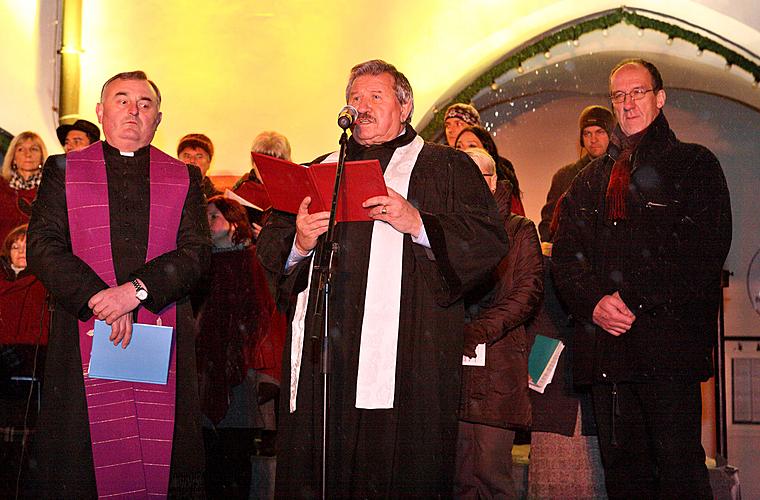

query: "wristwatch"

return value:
[131, 279, 148, 302]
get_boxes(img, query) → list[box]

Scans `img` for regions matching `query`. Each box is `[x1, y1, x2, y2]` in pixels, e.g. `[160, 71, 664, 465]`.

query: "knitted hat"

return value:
[56, 119, 100, 146]
[177, 133, 214, 159]
[444, 103, 480, 126]
[578, 105, 614, 147]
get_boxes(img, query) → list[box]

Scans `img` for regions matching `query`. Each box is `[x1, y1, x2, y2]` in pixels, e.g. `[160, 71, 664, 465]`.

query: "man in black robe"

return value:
[257, 59, 508, 498]
[25, 71, 210, 497]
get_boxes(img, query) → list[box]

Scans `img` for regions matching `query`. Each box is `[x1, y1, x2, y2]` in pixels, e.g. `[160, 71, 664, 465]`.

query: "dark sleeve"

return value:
[130, 165, 211, 312]
[255, 210, 312, 302]
[466, 218, 544, 344]
[26, 155, 110, 320]
[551, 171, 609, 323]
[412, 149, 509, 306]
[617, 148, 732, 311]
[539, 165, 575, 242]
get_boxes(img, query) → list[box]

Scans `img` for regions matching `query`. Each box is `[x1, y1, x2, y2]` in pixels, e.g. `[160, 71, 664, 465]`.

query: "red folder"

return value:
[252, 153, 387, 222]
[233, 180, 272, 212]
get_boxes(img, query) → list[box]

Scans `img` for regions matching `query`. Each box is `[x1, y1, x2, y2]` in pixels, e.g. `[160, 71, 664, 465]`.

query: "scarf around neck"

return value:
[9, 170, 41, 191]
[605, 125, 648, 221]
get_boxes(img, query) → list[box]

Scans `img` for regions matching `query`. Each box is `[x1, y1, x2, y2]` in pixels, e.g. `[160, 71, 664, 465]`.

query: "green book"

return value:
[528, 335, 564, 393]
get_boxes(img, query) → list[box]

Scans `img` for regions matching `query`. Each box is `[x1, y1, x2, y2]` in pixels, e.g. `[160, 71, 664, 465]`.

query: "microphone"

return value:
[337, 105, 358, 130]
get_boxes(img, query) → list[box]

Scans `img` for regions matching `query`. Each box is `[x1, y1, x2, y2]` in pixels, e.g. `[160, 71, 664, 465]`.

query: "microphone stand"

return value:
[305, 127, 350, 500]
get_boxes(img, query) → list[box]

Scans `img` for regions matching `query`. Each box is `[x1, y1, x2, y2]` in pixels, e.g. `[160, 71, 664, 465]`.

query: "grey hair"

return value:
[251, 130, 292, 161]
[100, 70, 162, 106]
[463, 147, 495, 176]
[344, 59, 414, 123]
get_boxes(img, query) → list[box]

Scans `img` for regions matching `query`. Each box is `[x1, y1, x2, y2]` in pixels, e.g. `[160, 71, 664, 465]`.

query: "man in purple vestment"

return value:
[25, 71, 210, 498]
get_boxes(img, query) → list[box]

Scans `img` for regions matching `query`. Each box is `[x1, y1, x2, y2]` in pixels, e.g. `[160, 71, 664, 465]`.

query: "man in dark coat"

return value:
[455, 148, 543, 499]
[552, 59, 732, 499]
[256, 59, 508, 498]
[25, 71, 210, 498]
[538, 105, 614, 243]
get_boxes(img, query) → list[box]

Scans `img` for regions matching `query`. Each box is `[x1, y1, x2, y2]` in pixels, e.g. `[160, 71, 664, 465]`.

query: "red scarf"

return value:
[605, 128, 647, 221]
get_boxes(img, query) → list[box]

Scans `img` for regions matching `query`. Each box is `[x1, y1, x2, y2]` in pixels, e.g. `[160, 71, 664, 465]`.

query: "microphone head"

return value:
[338, 105, 359, 129]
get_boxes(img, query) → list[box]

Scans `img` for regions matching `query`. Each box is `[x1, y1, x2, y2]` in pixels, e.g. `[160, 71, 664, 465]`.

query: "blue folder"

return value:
[88, 320, 173, 385]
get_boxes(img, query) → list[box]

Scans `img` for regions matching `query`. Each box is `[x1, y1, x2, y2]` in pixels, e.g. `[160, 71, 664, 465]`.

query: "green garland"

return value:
[420, 7, 760, 140]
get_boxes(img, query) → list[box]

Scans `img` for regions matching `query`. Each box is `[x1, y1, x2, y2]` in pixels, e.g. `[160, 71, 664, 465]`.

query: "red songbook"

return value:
[233, 180, 272, 212]
[252, 152, 387, 222]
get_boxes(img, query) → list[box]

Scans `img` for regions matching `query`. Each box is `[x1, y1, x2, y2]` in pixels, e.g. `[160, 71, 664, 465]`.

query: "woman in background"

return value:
[195, 196, 284, 498]
[0, 223, 49, 346]
[0, 132, 48, 243]
[455, 125, 525, 216]
[0, 224, 50, 497]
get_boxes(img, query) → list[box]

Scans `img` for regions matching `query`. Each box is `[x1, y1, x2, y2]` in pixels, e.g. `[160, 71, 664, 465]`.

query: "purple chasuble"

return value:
[65, 141, 189, 499]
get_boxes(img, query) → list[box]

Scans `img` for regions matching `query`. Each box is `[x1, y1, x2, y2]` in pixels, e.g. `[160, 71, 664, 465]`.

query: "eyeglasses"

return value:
[609, 88, 655, 104]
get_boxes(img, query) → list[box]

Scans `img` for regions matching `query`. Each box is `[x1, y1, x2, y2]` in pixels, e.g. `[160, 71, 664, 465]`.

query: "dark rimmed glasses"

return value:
[609, 88, 654, 104]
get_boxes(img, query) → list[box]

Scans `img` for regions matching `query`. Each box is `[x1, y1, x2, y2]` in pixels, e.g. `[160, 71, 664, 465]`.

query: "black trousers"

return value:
[591, 381, 712, 500]
[203, 427, 255, 499]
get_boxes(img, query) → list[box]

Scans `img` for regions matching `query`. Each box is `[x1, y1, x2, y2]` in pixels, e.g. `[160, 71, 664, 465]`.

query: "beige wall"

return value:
[2, 0, 758, 174]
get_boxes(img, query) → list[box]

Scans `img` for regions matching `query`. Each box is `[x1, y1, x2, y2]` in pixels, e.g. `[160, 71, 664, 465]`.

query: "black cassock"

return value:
[24, 142, 210, 498]
[257, 127, 508, 498]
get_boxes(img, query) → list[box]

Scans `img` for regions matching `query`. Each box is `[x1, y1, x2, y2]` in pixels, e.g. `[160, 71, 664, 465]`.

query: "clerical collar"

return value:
[102, 140, 151, 159]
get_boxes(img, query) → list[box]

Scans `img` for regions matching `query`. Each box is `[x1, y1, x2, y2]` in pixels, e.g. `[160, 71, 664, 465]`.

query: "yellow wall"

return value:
[2, 0, 758, 175]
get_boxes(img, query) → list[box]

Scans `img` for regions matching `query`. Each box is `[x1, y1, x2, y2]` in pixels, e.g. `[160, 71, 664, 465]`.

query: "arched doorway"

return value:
[422, 8, 760, 496]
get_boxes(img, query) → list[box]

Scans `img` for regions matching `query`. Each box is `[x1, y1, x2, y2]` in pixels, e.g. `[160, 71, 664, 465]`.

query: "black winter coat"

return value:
[552, 112, 731, 384]
[538, 154, 592, 242]
[459, 181, 544, 429]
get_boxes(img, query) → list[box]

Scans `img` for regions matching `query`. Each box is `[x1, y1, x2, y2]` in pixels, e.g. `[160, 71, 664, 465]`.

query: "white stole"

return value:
[289, 135, 424, 412]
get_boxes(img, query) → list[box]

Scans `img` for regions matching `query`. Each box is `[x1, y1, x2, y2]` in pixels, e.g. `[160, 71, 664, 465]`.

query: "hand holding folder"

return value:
[88, 320, 173, 385]
[252, 152, 387, 222]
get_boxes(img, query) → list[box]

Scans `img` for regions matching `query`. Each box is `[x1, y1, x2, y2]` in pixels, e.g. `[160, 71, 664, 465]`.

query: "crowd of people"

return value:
[0, 56, 731, 499]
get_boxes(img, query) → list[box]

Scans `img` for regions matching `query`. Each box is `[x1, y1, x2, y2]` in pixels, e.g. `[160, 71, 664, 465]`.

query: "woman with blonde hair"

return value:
[0, 131, 48, 242]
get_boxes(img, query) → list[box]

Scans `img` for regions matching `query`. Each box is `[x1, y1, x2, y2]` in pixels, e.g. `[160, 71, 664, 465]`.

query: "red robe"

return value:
[0, 270, 49, 345]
